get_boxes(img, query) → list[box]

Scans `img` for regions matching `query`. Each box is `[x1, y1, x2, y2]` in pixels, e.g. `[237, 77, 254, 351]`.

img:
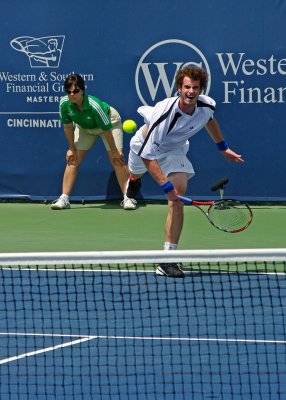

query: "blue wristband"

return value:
[216, 140, 229, 151]
[160, 181, 174, 193]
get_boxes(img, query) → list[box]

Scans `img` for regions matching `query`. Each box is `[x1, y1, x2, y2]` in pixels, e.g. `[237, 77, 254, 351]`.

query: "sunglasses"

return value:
[66, 88, 81, 95]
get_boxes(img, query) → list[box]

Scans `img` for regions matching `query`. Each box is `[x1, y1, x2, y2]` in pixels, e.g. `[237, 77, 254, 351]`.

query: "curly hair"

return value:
[175, 66, 208, 90]
[64, 73, 85, 93]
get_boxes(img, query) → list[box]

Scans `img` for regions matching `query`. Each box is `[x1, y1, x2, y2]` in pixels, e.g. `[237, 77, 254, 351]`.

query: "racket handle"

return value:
[179, 195, 193, 205]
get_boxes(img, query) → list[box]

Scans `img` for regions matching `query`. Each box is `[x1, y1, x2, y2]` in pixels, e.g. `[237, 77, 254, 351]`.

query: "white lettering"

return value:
[277, 58, 286, 74]
[222, 81, 239, 103]
[241, 59, 255, 76]
[216, 53, 245, 75]
[7, 119, 61, 128]
[6, 83, 49, 93]
[222, 80, 286, 104]
[0, 72, 36, 82]
[217, 53, 286, 76]
[52, 82, 64, 92]
[26, 96, 60, 103]
[50, 72, 94, 82]
[256, 59, 267, 75]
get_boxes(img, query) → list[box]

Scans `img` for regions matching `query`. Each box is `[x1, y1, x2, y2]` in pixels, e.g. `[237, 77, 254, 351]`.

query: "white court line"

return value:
[0, 332, 90, 338]
[1, 332, 286, 365]
[0, 336, 94, 365]
[2, 332, 286, 343]
[79, 335, 286, 345]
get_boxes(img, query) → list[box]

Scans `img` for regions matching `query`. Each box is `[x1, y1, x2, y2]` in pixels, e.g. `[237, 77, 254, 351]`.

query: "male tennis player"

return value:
[124, 66, 244, 278]
[51, 73, 136, 210]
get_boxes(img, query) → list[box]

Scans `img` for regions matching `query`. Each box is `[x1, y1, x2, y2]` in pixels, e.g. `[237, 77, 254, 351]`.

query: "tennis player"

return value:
[124, 66, 244, 278]
[51, 73, 136, 210]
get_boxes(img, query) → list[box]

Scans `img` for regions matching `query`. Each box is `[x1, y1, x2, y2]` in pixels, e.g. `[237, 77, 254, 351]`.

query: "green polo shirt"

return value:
[59, 94, 112, 130]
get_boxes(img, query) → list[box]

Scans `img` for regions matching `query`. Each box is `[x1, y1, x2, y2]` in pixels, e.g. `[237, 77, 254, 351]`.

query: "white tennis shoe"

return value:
[121, 196, 137, 210]
[51, 196, 70, 210]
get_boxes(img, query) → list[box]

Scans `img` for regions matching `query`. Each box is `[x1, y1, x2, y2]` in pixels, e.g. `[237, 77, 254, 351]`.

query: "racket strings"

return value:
[208, 200, 251, 232]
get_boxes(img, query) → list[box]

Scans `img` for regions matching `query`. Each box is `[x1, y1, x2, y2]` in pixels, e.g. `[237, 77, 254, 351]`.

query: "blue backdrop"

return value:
[0, 0, 285, 201]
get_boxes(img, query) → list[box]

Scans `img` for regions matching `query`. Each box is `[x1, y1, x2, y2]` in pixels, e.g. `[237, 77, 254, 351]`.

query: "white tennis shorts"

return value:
[128, 134, 195, 179]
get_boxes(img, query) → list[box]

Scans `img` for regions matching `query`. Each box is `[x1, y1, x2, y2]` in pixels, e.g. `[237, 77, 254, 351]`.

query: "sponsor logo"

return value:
[10, 35, 65, 68]
[135, 39, 211, 105]
[0, 35, 95, 128]
[136, 40, 286, 104]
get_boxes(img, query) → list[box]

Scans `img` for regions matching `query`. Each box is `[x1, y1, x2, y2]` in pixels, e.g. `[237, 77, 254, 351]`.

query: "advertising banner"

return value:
[0, 0, 285, 201]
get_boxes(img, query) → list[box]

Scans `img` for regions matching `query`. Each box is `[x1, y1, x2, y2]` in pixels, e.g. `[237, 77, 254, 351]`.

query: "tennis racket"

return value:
[179, 178, 253, 233]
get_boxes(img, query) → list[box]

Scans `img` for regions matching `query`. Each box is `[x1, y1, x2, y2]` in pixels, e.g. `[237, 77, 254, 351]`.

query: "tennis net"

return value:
[1, 249, 286, 400]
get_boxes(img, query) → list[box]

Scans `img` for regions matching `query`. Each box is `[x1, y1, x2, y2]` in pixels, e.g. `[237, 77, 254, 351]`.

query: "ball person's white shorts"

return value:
[128, 134, 195, 179]
[74, 107, 123, 151]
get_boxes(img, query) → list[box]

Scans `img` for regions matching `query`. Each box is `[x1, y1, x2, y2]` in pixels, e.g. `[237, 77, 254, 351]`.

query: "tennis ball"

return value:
[122, 119, 137, 134]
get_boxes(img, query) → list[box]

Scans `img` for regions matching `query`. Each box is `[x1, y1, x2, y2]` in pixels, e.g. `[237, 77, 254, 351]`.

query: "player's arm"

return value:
[63, 123, 77, 164]
[205, 117, 244, 163]
[142, 158, 178, 201]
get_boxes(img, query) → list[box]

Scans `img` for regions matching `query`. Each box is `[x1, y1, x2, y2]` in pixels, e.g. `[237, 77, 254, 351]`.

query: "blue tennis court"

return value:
[1, 267, 286, 400]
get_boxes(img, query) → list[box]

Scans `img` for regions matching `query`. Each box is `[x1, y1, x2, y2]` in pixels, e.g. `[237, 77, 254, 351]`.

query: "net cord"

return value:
[0, 248, 285, 266]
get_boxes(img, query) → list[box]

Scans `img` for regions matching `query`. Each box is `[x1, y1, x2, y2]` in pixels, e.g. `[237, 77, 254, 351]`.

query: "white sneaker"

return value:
[121, 197, 137, 210]
[51, 196, 70, 210]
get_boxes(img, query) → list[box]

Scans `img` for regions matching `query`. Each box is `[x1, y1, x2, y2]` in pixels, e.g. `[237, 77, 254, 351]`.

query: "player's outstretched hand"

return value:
[222, 148, 244, 163]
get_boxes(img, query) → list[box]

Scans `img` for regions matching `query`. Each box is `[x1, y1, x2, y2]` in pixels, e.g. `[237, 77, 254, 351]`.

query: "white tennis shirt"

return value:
[135, 95, 216, 160]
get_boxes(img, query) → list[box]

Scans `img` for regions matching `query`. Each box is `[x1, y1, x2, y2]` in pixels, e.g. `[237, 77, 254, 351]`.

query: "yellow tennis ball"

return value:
[122, 119, 137, 134]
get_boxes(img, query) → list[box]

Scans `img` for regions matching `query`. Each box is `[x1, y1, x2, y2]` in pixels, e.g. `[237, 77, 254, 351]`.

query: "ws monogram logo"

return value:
[135, 39, 211, 105]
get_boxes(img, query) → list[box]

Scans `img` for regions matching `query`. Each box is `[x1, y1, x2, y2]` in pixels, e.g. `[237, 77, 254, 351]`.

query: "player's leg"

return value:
[121, 135, 147, 210]
[119, 173, 141, 210]
[156, 172, 188, 278]
[156, 155, 192, 277]
[157, 153, 194, 248]
[124, 124, 148, 202]
[164, 172, 188, 245]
